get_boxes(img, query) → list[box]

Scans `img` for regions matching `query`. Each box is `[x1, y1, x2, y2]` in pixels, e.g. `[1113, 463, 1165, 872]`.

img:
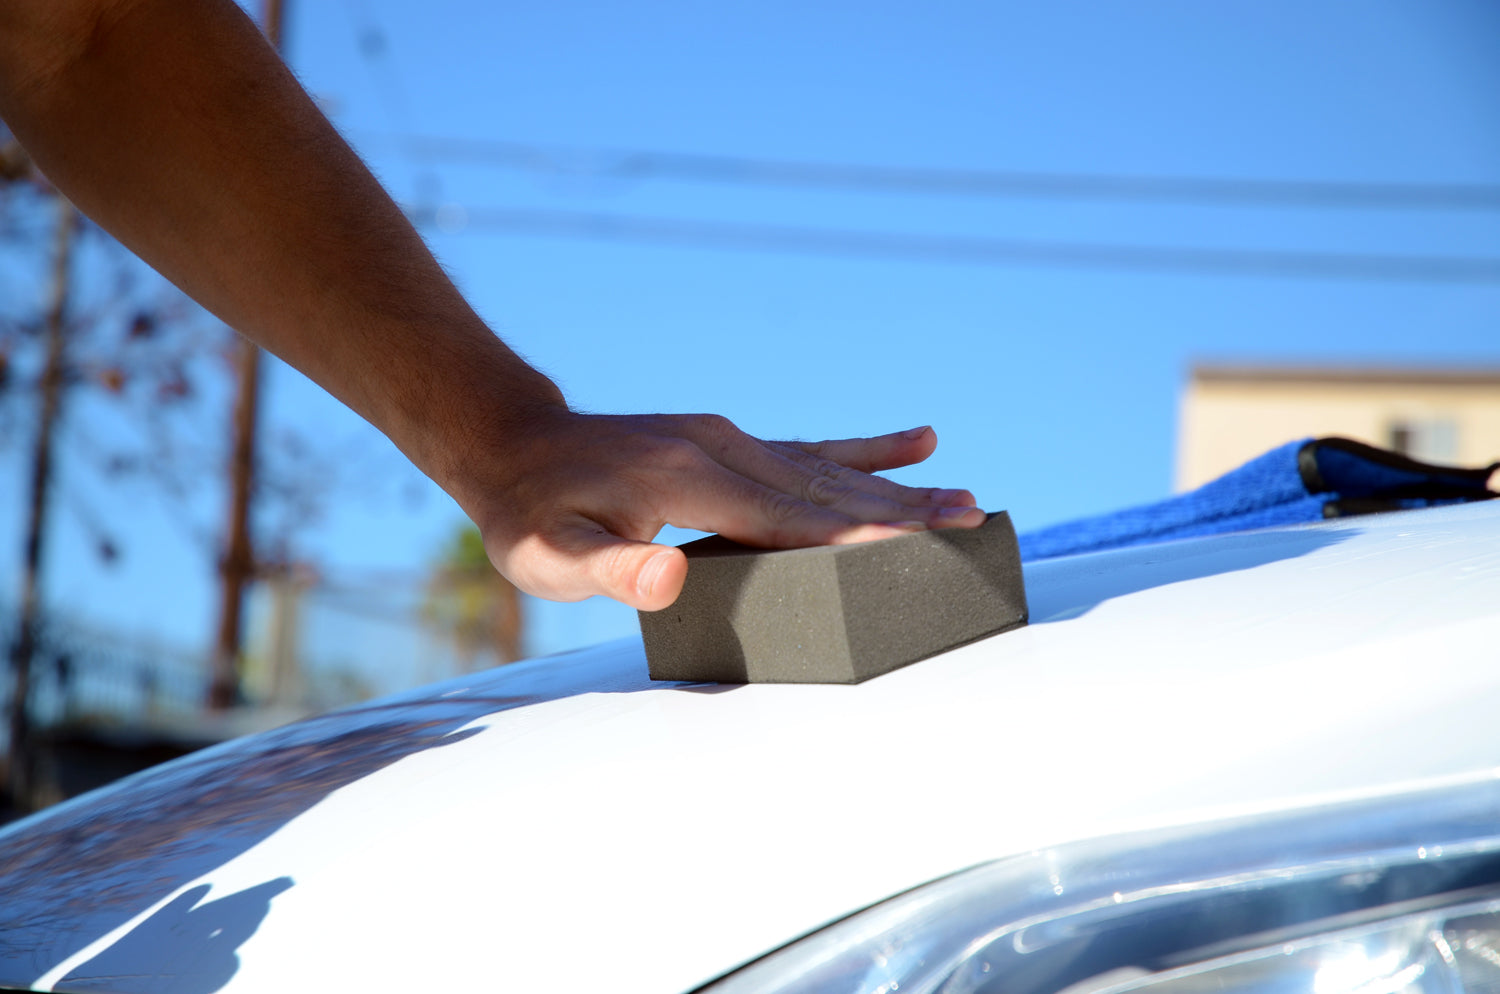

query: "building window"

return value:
[1387, 418, 1459, 463]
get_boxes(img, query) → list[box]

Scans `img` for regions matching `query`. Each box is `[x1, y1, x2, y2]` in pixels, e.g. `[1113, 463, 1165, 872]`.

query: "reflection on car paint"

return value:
[0, 640, 666, 987]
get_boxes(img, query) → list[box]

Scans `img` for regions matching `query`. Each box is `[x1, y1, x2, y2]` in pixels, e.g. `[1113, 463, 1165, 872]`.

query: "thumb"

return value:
[575, 531, 689, 611]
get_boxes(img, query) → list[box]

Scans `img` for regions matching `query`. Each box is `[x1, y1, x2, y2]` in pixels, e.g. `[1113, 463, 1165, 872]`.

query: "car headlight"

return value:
[700, 776, 1500, 994]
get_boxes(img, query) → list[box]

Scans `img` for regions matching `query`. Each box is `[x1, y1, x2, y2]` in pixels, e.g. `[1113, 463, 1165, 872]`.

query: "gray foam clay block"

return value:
[640, 511, 1027, 684]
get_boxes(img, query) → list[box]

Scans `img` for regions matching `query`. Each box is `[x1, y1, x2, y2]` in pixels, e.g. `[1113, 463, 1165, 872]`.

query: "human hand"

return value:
[453, 409, 984, 611]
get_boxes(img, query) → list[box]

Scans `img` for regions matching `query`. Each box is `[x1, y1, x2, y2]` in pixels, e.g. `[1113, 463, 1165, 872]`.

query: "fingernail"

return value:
[637, 551, 674, 599]
[902, 426, 932, 440]
[937, 506, 981, 522]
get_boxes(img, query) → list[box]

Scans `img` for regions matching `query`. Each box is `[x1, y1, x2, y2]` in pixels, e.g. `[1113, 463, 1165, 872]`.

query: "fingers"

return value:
[603, 541, 688, 612]
[782, 425, 939, 474]
[657, 449, 933, 548]
[769, 441, 979, 517]
[673, 416, 980, 529]
[505, 524, 690, 612]
[777, 426, 979, 511]
[675, 420, 947, 526]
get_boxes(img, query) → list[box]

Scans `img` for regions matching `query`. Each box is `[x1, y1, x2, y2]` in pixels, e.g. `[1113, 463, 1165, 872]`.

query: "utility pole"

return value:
[7, 196, 76, 809]
[208, 0, 285, 709]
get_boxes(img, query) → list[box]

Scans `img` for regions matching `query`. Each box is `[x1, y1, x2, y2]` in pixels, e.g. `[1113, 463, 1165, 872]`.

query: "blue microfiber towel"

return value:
[1018, 437, 1498, 561]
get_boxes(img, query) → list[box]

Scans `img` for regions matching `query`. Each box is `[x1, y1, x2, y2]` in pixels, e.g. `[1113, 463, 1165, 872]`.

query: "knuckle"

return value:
[811, 456, 852, 480]
[676, 413, 743, 460]
[689, 412, 736, 442]
[502, 536, 571, 602]
[774, 444, 848, 481]
[759, 489, 807, 528]
[769, 442, 814, 470]
[804, 473, 846, 507]
[653, 437, 706, 473]
[594, 542, 639, 590]
[706, 412, 737, 433]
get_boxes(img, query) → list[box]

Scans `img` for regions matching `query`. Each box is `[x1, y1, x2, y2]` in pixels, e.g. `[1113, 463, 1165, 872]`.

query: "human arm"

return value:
[0, 0, 983, 610]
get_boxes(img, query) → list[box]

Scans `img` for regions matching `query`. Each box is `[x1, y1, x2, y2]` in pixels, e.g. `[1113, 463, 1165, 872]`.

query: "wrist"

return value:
[401, 333, 570, 518]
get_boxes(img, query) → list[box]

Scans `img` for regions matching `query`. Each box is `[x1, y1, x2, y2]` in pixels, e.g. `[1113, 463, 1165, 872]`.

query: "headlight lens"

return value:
[700, 777, 1500, 994]
[1035, 900, 1500, 994]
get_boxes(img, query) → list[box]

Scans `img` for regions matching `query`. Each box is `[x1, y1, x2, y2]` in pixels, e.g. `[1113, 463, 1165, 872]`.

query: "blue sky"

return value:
[3, 0, 1498, 685]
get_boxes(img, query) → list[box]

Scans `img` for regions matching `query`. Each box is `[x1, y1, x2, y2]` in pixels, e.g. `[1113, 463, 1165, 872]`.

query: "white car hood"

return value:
[3, 502, 1498, 993]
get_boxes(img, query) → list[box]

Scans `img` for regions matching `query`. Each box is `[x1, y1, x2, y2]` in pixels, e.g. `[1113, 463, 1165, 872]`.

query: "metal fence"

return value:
[1, 609, 209, 731]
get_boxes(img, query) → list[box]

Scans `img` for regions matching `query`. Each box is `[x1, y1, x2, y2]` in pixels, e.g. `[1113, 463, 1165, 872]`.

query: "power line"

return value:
[391, 135, 1500, 212]
[409, 205, 1500, 285]
[342, 9, 445, 206]
[342, 1, 417, 137]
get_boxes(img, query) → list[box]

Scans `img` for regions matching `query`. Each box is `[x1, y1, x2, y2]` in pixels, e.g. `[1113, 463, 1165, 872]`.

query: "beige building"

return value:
[1176, 365, 1500, 491]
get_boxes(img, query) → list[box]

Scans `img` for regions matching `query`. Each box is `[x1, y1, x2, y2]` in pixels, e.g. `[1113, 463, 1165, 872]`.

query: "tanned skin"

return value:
[0, 0, 984, 610]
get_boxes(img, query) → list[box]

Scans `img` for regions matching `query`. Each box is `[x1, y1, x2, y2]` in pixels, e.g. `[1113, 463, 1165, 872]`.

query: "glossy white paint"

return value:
[6, 502, 1500, 994]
